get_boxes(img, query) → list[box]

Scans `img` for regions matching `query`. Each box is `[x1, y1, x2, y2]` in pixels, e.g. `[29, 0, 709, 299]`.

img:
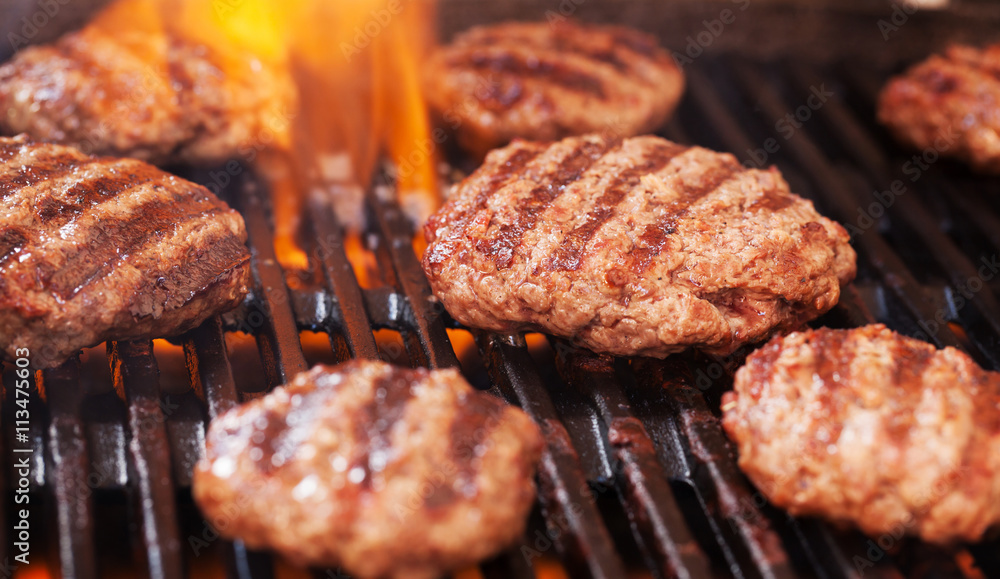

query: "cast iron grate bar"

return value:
[185, 317, 275, 579]
[364, 189, 541, 578]
[368, 179, 667, 577]
[308, 197, 380, 361]
[478, 333, 630, 579]
[630, 357, 797, 579]
[553, 348, 713, 579]
[231, 177, 309, 386]
[109, 340, 183, 579]
[42, 356, 98, 579]
[368, 187, 459, 370]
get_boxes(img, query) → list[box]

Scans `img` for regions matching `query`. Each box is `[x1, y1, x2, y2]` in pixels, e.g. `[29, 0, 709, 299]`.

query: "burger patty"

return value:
[424, 20, 684, 156]
[878, 44, 1000, 174]
[422, 134, 857, 357]
[0, 135, 250, 368]
[0, 17, 294, 165]
[722, 325, 1000, 544]
[193, 360, 543, 579]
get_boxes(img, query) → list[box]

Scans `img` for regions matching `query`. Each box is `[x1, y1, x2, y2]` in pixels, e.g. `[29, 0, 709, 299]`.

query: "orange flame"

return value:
[90, 0, 440, 272]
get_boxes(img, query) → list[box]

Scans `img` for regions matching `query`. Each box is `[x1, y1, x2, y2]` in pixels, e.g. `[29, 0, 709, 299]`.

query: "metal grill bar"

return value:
[42, 357, 97, 579]
[363, 193, 542, 578]
[554, 349, 712, 579]
[308, 197, 380, 361]
[232, 179, 309, 385]
[368, 189, 459, 370]
[109, 340, 183, 579]
[630, 357, 797, 579]
[479, 334, 628, 579]
[185, 318, 275, 579]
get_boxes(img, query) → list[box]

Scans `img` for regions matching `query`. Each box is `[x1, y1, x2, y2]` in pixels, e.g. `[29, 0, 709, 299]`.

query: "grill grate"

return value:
[4, 55, 1000, 579]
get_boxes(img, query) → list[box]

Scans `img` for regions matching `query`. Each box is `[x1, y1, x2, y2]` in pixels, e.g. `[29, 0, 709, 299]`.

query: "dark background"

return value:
[1, 0, 999, 67]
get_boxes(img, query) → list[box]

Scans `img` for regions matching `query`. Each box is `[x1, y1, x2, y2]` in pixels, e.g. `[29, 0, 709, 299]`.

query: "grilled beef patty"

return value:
[193, 360, 543, 579]
[722, 325, 1000, 544]
[423, 134, 856, 357]
[878, 44, 1000, 174]
[0, 135, 250, 368]
[425, 21, 684, 156]
[0, 21, 294, 165]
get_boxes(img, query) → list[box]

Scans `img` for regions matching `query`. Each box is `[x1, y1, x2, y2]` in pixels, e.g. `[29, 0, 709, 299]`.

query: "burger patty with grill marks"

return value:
[424, 21, 684, 156]
[422, 134, 857, 357]
[0, 15, 294, 166]
[878, 44, 1000, 174]
[0, 135, 250, 368]
[193, 360, 543, 579]
[722, 325, 1000, 544]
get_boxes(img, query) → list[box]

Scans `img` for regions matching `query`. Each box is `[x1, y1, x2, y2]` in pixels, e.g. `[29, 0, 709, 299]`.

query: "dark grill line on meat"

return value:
[546, 141, 688, 272]
[0, 154, 97, 199]
[448, 392, 507, 481]
[624, 162, 746, 274]
[0, 228, 26, 263]
[43, 204, 226, 299]
[354, 371, 419, 490]
[425, 145, 546, 270]
[1, 166, 168, 267]
[484, 138, 616, 269]
[456, 52, 608, 99]
[36, 170, 161, 223]
[469, 146, 543, 216]
[5, 184, 223, 277]
[473, 30, 639, 78]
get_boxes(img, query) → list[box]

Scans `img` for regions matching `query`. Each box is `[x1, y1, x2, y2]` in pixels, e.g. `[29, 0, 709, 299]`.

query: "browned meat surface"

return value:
[722, 325, 1000, 544]
[0, 21, 294, 165]
[424, 21, 684, 156]
[422, 134, 856, 357]
[878, 44, 1000, 174]
[193, 360, 543, 578]
[0, 135, 250, 368]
